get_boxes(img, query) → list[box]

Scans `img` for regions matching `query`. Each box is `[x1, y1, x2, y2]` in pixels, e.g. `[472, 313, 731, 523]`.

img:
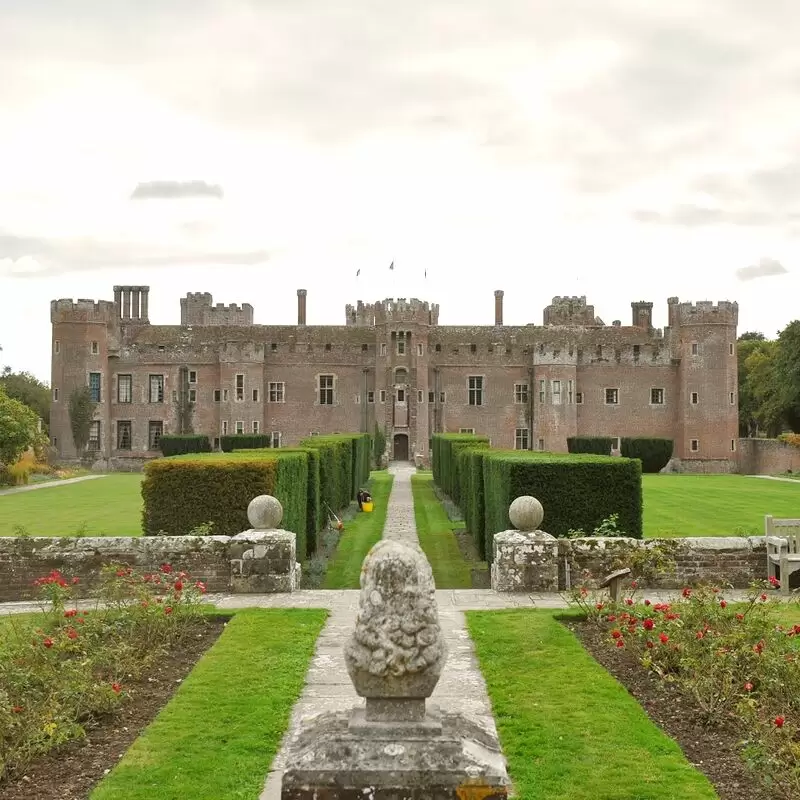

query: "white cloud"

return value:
[736, 257, 789, 282]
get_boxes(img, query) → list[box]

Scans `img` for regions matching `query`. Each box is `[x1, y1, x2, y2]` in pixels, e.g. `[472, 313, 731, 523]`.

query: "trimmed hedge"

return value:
[220, 434, 270, 452]
[620, 438, 674, 473]
[431, 433, 491, 501]
[482, 452, 642, 559]
[141, 451, 308, 557]
[458, 446, 491, 558]
[567, 437, 614, 455]
[298, 434, 371, 511]
[158, 434, 212, 457]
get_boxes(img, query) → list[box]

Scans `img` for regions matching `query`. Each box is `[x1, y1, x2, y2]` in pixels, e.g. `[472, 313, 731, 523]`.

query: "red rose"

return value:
[64, 609, 77, 618]
[760, 594, 768, 602]
[775, 716, 785, 728]
[736, 613, 744, 621]
[625, 598, 634, 606]
[12, 705, 23, 713]
[164, 606, 173, 615]
[659, 633, 669, 644]
[160, 564, 173, 574]
[644, 599, 651, 606]
[719, 600, 727, 609]
[682, 588, 692, 598]
[112, 682, 122, 693]
[611, 629, 622, 639]
[616, 639, 625, 648]
[769, 576, 780, 587]
[646, 640, 654, 649]
[630, 581, 638, 589]
[643, 618, 654, 630]
[744, 682, 753, 692]
[43, 637, 53, 648]
[607, 615, 617, 622]
[66, 627, 78, 640]
[595, 603, 604, 611]
[174, 581, 183, 591]
[695, 631, 704, 640]
[72, 577, 80, 585]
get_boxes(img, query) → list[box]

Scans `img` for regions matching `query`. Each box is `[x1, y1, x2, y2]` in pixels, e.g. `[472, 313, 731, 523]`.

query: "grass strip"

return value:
[322, 471, 394, 588]
[467, 609, 717, 800]
[91, 608, 327, 800]
[0, 475, 144, 537]
[411, 472, 472, 589]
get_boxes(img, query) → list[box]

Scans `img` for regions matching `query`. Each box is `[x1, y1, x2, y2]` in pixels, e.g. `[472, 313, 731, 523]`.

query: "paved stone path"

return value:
[259, 462, 503, 799]
[748, 474, 800, 484]
[0, 474, 106, 496]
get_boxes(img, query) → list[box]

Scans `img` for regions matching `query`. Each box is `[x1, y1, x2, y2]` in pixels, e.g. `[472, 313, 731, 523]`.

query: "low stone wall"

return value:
[493, 533, 773, 592]
[0, 532, 298, 602]
[665, 458, 738, 474]
[737, 438, 799, 475]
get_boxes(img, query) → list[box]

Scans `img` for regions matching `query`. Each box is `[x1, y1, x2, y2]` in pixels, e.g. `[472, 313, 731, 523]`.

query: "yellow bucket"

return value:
[362, 501, 374, 513]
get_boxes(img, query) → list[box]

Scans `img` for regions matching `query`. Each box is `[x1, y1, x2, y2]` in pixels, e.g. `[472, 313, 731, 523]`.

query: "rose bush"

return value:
[569, 577, 800, 798]
[0, 563, 209, 782]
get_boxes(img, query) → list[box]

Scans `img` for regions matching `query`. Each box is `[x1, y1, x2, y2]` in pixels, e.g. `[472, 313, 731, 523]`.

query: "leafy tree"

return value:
[68, 386, 97, 453]
[772, 321, 800, 433]
[0, 367, 51, 426]
[0, 385, 40, 465]
[744, 343, 783, 436]
[738, 333, 777, 436]
[739, 331, 766, 341]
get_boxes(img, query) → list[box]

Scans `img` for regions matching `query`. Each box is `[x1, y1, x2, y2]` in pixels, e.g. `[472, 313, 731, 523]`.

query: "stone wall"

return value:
[737, 438, 799, 475]
[0, 532, 298, 602]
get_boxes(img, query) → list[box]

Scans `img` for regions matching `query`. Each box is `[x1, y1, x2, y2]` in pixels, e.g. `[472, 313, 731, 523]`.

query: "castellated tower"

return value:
[668, 298, 739, 463]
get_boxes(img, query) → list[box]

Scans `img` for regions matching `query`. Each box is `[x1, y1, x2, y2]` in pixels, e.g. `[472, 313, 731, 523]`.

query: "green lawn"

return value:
[322, 471, 394, 588]
[643, 474, 800, 538]
[468, 610, 717, 800]
[91, 608, 326, 800]
[411, 472, 473, 589]
[0, 475, 144, 537]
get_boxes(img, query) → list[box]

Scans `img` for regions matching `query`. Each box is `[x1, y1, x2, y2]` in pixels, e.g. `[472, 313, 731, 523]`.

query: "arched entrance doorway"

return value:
[393, 433, 409, 461]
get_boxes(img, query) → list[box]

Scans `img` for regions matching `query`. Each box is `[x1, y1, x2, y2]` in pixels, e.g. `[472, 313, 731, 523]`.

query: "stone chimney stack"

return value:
[297, 289, 307, 326]
[494, 290, 504, 326]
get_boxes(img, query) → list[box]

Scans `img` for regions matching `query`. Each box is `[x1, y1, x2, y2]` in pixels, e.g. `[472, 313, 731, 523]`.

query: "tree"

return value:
[739, 331, 766, 341]
[772, 321, 800, 433]
[738, 333, 777, 436]
[0, 385, 40, 465]
[68, 386, 96, 453]
[0, 367, 51, 426]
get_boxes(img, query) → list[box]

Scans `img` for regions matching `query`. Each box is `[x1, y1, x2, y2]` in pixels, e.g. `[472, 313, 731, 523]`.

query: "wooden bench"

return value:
[765, 515, 800, 596]
[600, 567, 631, 602]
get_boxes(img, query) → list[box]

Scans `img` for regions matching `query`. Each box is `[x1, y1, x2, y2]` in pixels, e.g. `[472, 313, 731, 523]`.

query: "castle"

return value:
[49, 286, 739, 469]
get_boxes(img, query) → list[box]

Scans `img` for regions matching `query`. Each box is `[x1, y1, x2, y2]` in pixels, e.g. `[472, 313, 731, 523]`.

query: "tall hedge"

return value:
[159, 434, 212, 457]
[220, 434, 269, 452]
[141, 451, 308, 557]
[431, 433, 491, 500]
[620, 438, 674, 473]
[567, 437, 614, 455]
[458, 447, 491, 558]
[298, 433, 370, 511]
[482, 451, 642, 561]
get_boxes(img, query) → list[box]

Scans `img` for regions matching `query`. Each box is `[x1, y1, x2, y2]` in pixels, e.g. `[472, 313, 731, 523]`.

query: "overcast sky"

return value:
[2, 0, 799, 382]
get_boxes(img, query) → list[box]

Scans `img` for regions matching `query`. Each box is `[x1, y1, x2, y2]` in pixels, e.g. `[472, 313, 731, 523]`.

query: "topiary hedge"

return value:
[431, 433, 491, 500]
[298, 434, 371, 512]
[482, 451, 642, 561]
[567, 437, 614, 455]
[458, 446, 492, 558]
[620, 438, 674, 473]
[141, 451, 308, 557]
[220, 434, 270, 452]
[158, 434, 212, 457]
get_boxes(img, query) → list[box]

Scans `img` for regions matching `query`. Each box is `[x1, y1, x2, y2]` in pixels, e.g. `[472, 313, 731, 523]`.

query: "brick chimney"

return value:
[494, 290, 504, 326]
[631, 301, 653, 330]
[297, 289, 307, 325]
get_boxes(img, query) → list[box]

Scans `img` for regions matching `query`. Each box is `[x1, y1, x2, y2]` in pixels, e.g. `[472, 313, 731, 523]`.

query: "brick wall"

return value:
[737, 438, 800, 475]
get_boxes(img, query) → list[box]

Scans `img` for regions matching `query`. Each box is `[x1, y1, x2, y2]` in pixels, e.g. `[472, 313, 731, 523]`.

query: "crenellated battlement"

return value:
[346, 298, 440, 327]
[669, 298, 739, 326]
[180, 292, 254, 326]
[542, 295, 599, 327]
[51, 298, 117, 324]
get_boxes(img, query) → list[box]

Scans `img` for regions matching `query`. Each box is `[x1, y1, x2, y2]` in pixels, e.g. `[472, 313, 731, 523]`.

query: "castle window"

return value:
[691, 392, 699, 404]
[271, 431, 282, 448]
[397, 389, 406, 403]
[235, 421, 244, 435]
[188, 370, 197, 383]
[235, 374, 244, 402]
[362, 343, 368, 352]
[418, 343, 424, 356]
[325, 343, 331, 351]
[252, 388, 259, 402]
[730, 391, 735, 405]
[148, 375, 164, 403]
[117, 421, 132, 451]
[633, 345, 640, 362]
[552, 380, 562, 405]
[468, 376, 484, 406]
[435, 344, 441, 352]
[691, 342, 699, 356]
[381, 343, 387, 356]
[690, 438, 699, 452]
[368, 391, 374, 403]
[54, 340, 60, 354]
[515, 428, 529, 450]
[394, 367, 408, 384]
[553, 348, 560, 359]
[271, 342, 278, 351]
[731, 439, 736, 452]
[319, 375, 335, 405]
[459, 428, 475, 434]
[117, 375, 132, 403]
[222, 421, 228, 435]
[651, 388, 664, 405]
[539, 379, 546, 404]
[568, 380, 574, 404]
[52, 437, 57, 448]
[87, 421, 100, 451]
[380, 389, 386, 403]
[252, 421, 260, 434]
[514, 383, 528, 404]
[470, 344, 477, 354]
[188, 389, 197, 403]
[576, 392, 583, 404]
[397, 339, 406, 355]
[418, 389, 424, 403]
[53, 388, 59, 402]
[88, 372, 102, 403]
[428, 391, 434, 403]
[268, 382, 285, 403]
[91, 341, 99, 355]
[537, 438, 545, 451]
[214, 389, 221, 402]
[729, 343, 734, 356]
[604, 388, 619, 405]
[148, 421, 163, 450]
[439, 391, 446, 403]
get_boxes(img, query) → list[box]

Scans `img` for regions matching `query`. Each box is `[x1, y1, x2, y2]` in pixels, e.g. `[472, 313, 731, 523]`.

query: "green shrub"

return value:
[567, 436, 614, 455]
[158, 434, 212, 457]
[220, 434, 270, 452]
[298, 434, 370, 510]
[482, 451, 642, 560]
[620, 437, 674, 473]
[431, 433, 490, 499]
[458, 447, 491, 558]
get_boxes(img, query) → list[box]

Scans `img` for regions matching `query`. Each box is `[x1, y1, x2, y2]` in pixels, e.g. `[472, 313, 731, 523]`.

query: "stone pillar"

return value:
[297, 289, 307, 325]
[229, 496, 301, 592]
[122, 288, 131, 319]
[113, 286, 122, 318]
[131, 288, 141, 319]
[494, 289, 504, 326]
[491, 495, 559, 592]
[140, 287, 149, 322]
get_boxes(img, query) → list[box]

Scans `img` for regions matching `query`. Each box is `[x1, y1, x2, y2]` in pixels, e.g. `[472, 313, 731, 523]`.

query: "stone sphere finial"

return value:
[509, 495, 544, 532]
[247, 495, 283, 530]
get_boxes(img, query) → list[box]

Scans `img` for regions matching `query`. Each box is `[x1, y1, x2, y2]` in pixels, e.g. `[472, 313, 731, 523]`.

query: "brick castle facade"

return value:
[49, 286, 739, 468]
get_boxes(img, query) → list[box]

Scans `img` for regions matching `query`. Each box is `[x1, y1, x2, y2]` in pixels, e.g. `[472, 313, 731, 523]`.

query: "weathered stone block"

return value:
[491, 530, 558, 592]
